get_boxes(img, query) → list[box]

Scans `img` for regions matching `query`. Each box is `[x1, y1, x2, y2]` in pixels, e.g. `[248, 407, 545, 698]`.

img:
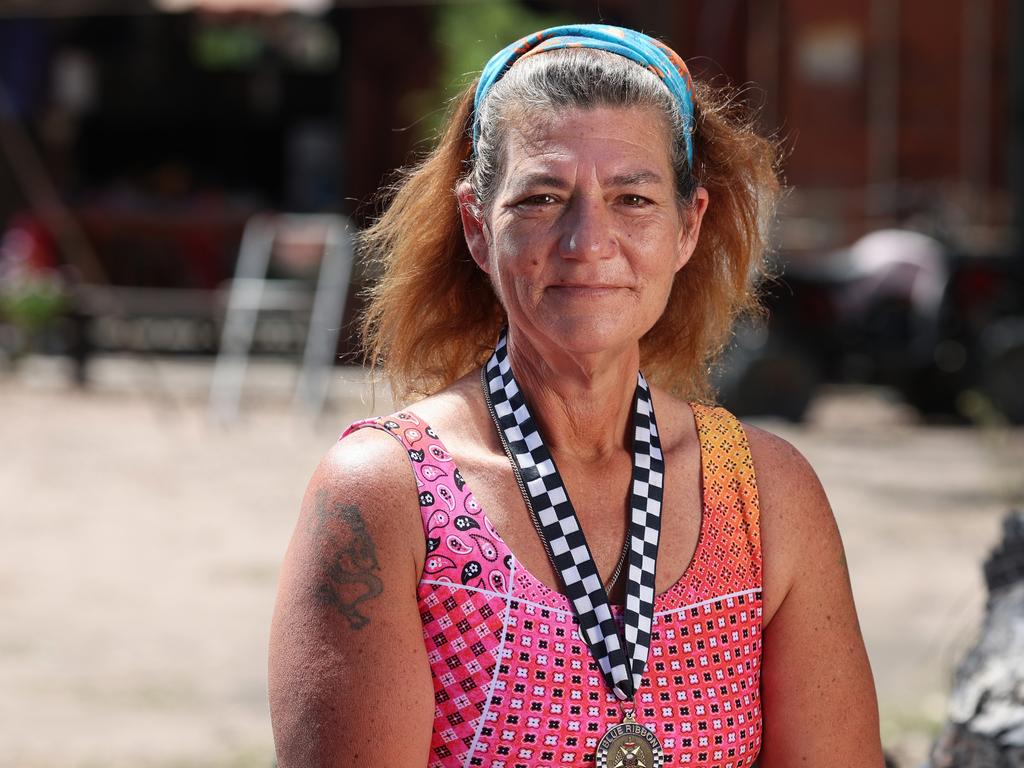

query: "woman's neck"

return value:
[504, 327, 640, 463]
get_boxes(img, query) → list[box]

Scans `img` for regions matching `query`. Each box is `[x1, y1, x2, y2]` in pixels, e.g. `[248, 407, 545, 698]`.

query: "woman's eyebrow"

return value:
[510, 172, 572, 191]
[607, 170, 664, 187]
[509, 169, 665, 193]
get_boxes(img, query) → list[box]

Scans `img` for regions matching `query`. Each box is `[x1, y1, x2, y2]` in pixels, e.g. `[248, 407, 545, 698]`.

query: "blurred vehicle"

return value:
[918, 246, 1024, 424]
[717, 228, 1024, 424]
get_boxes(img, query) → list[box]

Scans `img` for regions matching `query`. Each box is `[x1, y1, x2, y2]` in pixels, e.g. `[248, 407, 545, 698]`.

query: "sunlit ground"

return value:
[1, 355, 1020, 767]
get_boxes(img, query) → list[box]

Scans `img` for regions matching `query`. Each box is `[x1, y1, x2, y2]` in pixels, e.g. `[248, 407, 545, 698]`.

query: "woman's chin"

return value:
[520, 315, 645, 358]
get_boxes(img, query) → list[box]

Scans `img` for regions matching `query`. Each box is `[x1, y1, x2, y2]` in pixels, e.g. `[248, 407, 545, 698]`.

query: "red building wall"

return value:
[779, 0, 871, 188]
[662, 0, 1011, 245]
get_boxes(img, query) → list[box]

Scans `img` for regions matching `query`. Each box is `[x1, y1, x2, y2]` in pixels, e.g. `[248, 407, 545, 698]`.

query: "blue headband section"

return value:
[472, 23, 695, 166]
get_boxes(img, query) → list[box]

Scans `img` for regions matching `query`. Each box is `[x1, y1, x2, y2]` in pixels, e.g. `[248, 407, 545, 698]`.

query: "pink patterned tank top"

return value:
[342, 403, 762, 767]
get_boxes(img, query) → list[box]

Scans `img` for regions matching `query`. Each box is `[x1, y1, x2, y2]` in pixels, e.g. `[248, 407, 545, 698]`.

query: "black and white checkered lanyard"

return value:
[482, 329, 664, 702]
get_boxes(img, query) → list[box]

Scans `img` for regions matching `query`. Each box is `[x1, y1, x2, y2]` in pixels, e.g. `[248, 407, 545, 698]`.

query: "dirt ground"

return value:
[1, 355, 1021, 768]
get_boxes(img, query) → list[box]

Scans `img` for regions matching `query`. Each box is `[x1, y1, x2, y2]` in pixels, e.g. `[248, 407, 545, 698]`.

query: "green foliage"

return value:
[410, 1, 574, 143]
[0, 272, 67, 332]
[435, 1, 573, 98]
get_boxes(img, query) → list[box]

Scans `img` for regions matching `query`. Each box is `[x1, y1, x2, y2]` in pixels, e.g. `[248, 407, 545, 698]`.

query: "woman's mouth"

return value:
[547, 284, 624, 298]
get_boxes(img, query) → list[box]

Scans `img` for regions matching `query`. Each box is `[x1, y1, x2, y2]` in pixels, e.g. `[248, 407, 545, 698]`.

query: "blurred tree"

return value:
[409, 1, 573, 144]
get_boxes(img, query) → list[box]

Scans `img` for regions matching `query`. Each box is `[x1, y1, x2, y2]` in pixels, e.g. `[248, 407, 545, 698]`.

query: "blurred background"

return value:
[1, 1, 1021, 766]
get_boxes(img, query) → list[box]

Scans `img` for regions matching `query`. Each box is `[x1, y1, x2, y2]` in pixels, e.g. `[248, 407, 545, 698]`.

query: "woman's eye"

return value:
[518, 194, 557, 207]
[620, 194, 651, 207]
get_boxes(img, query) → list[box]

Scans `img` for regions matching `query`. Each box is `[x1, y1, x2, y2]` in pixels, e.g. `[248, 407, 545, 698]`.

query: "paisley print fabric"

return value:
[341, 403, 762, 767]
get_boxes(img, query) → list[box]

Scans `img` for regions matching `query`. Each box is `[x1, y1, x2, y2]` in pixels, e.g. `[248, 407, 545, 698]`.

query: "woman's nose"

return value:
[558, 199, 615, 260]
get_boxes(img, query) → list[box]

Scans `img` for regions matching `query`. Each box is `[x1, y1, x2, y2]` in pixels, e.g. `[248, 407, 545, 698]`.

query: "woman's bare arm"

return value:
[747, 426, 884, 767]
[269, 428, 434, 767]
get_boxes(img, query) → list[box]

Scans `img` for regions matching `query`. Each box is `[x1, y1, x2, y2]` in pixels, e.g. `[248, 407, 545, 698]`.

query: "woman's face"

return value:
[460, 104, 708, 358]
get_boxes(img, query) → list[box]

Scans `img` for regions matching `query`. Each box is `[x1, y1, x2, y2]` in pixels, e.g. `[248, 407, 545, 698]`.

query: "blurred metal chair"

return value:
[208, 213, 353, 424]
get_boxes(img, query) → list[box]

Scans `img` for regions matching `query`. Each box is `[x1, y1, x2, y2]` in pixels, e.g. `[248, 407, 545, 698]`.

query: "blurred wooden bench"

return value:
[67, 213, 354, 423]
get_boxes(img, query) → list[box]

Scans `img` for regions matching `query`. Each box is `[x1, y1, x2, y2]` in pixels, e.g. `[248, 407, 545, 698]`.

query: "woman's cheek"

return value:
[502, 232, 547, 275]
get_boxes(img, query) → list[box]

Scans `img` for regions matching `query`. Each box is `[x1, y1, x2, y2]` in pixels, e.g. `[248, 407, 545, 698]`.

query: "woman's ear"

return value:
[456, 181, 491, 273]
[675, 186, 709, 272]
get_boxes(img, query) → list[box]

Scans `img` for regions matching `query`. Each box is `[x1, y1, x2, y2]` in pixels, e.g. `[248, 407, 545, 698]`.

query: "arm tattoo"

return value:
[311, 490, 384, 630]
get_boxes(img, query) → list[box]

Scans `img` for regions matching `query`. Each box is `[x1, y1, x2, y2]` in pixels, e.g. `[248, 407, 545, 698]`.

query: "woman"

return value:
[269, 24, 883, 768]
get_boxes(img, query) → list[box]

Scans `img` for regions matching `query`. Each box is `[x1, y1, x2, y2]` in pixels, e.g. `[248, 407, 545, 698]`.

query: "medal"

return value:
[482, 329, 665, 762]
[596, 710, 665, 768]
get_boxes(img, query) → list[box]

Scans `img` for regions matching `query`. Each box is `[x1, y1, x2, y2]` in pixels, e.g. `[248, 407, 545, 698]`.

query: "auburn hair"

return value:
[359, 50, 781, 403]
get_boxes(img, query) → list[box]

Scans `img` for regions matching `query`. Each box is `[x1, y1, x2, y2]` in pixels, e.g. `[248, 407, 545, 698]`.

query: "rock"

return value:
[928, 510, 1024, 768]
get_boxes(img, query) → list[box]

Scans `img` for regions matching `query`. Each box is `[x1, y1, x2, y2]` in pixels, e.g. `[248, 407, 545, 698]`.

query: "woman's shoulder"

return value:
[294, 419, 428, 586]
[648, 385, 837, 623]
[740, 420, 830, 528]
[733, 417, 831, 523]
[325, 420, 416, 487]
[648, 388, 828, 512]
[382, 371, 500, 461]
[737, 418, 842, 626]
[313, 424, 421, 531]
[329, 372, 493, 492]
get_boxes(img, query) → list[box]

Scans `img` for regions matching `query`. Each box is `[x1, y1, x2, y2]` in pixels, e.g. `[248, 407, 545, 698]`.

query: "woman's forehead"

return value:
[507, 103, 669, 145]
[501, 105, 674, 177]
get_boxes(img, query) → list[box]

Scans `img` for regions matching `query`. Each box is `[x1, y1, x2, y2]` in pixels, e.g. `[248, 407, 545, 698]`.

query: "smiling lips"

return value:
[547, 283, 626, 296]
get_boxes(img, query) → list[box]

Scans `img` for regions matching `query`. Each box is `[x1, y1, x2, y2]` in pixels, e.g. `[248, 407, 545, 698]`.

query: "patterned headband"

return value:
[473, 23, 695, 166]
